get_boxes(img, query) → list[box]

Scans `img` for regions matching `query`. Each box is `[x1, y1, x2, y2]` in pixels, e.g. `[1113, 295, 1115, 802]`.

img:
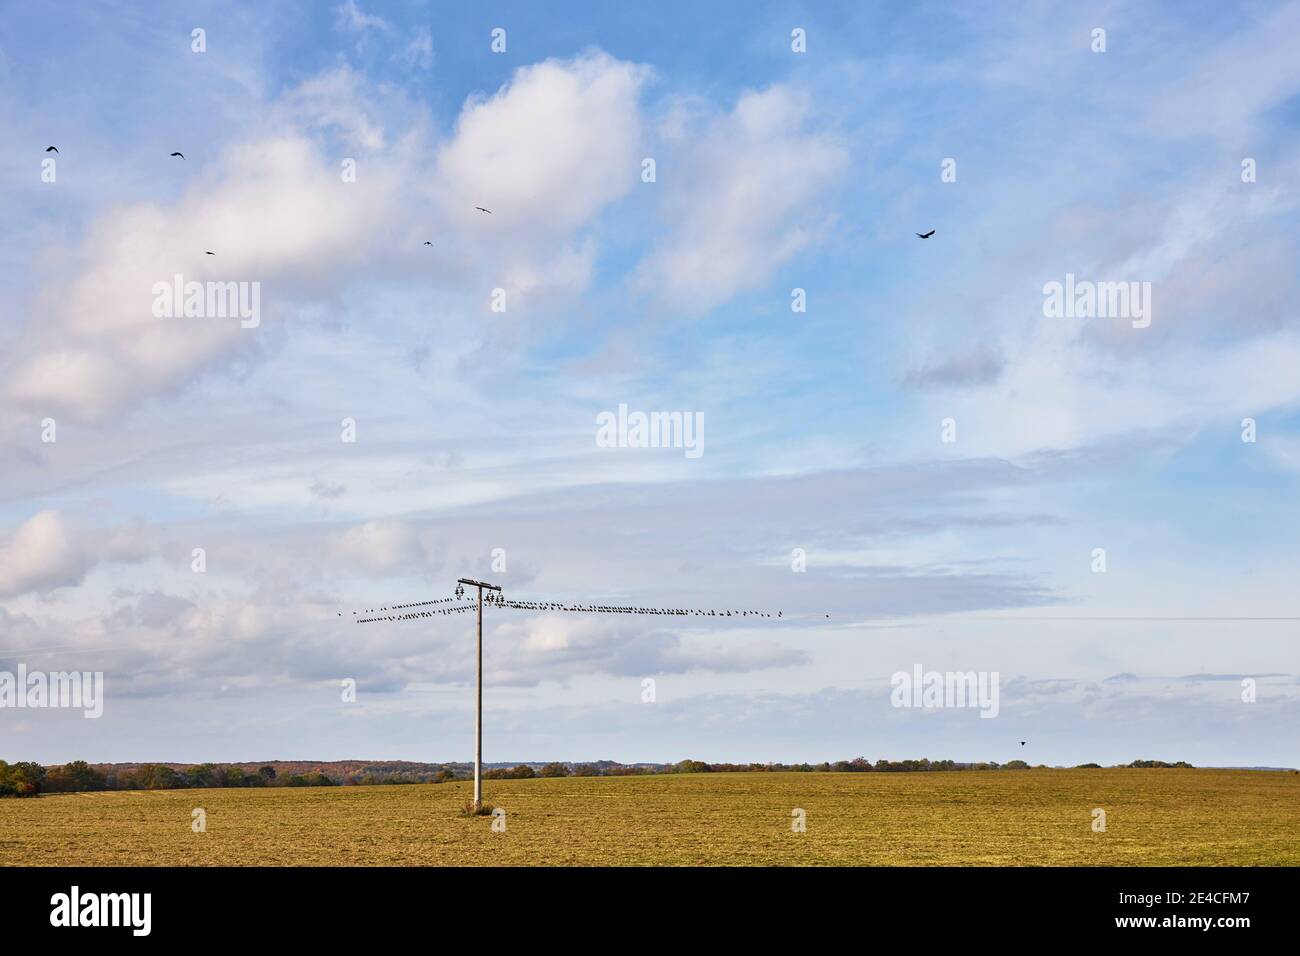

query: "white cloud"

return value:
[0, 511, 94, 598]
[334, 519, 428, 573]
[912, 167, 1300, 459]
[433, 51, 648, 236]
[634, 85, 847, 312]
[275, 65, 388, 150]
[334, 0, 391, 36]
[4, 131, 406, 422]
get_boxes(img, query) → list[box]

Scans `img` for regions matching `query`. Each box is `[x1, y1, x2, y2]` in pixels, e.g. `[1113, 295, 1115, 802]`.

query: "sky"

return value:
[1, 0, 1298, 768]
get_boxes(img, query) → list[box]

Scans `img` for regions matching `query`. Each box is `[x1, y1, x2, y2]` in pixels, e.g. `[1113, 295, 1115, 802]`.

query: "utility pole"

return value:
[456, 577, 501, 811]
[344, 582, 781, 815]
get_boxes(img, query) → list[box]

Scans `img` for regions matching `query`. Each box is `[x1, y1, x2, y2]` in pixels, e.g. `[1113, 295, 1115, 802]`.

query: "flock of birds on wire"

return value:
[343, 592, 787, 626]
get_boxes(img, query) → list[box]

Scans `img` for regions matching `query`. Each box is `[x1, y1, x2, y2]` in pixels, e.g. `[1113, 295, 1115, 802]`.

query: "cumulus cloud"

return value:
[634, 85, 847, 311]
[0, 511, 95, 598]
[4, 132, 406, 422]
[0, 511, 159, 599]
[432, 50, 648, 236]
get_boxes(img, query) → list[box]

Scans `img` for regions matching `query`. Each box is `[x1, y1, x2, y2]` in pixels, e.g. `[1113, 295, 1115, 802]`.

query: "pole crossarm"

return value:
[457, 578, 501, 591]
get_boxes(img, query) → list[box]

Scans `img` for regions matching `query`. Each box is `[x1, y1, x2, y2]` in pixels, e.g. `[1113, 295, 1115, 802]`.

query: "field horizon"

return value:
[5, 768, 1298, 867]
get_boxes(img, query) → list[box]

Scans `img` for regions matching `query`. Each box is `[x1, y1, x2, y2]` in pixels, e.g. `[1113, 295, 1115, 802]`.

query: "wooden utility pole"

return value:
[457, 577, 501, 810]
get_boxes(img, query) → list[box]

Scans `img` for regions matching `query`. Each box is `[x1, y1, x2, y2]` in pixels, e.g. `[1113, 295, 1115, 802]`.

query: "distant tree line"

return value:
[1, 760, 328, 796]
[664, 758, 1195, 774]
[98, 763, 291, 791]
[0, 756, 1196, 797]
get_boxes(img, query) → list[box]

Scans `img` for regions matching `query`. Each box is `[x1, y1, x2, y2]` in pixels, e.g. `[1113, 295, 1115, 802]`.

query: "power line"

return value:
[344, 594, 785, 624]
[498, 598, 782, 617]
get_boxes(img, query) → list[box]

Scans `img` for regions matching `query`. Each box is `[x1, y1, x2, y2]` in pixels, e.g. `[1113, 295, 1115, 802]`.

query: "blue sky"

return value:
[1, 1, 1298, 768]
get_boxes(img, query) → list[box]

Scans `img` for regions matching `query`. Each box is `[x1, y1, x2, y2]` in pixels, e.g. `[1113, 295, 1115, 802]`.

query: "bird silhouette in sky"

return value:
[170, 151, 185, 159]
[45, 146, 58, 154]
[423, 241, 432, 246]
[475, 206, 492, 214]
[204, 251, 215, 256]
[916, 229, 935, 239]
[1020, 741, 1026, 746]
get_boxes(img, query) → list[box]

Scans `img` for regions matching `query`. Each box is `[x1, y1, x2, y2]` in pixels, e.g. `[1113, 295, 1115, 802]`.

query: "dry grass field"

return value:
[2, 769, 1297, 866]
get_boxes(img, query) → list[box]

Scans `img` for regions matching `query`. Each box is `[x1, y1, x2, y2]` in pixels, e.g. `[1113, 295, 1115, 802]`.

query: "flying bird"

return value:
[204, 251, 215, 256]
[474, 206, 492, 214]
[170, 151, 185, 159]
[423, 241, 432, 246]
[916, 229, 935, 239]
[45, 146, 58, 154]
[1020, 741, 1026, 746]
